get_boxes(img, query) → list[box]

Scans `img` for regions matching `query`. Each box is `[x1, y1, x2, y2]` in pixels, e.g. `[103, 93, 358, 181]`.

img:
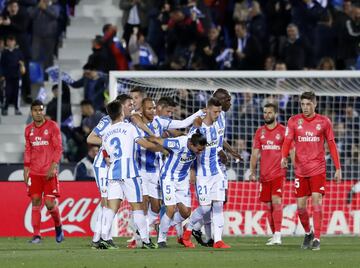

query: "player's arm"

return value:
[249, 148, 260, 181]
[223, 140, 242, 162]
[23, 129, 31, 184]
[167, 109, 205, 129]
[136, 138, 168, 155]
[281, 119, 295, 168]
[87, 130, 102, 145]
[130, 114, 154, 137]
[325, 118, 342, 182]
[48, 123, 63, 179]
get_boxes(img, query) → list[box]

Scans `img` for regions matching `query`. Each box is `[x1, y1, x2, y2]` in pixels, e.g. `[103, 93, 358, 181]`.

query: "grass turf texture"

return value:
[1, 237, 359, 268]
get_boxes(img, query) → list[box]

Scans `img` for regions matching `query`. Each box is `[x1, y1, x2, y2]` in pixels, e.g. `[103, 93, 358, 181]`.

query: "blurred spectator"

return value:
[278, 23, 312, 69]
[248, 1, 268, 52]
[128, 27, 158, 69]
[264, 55, 276, 70]
[80, 99, 105, 137]
[87, 35, 109, 73]
[74, 144, 99, 180]
[317, 56, 336, 70]
[199, 26, 226, 69]
[119, 0, 148, 45]
[46, 83, 72, 128]
[0, 35, 25, 116]
[70, 63, 107, 112]
[0, 0, 32, 102]
[28, 0, 59, 71]
[232, 21, 263, 70]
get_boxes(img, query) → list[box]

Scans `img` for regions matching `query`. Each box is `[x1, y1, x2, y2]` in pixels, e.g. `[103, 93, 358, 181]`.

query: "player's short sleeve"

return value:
[285, 117, 296, 140]
[157, 116, 172, 130]
[253, 128, 261, 149]
[163, 137, 184, 152]
[324, 116, 335, 141]
[130, 123, 142, 142]
[93, 116, 111, 136]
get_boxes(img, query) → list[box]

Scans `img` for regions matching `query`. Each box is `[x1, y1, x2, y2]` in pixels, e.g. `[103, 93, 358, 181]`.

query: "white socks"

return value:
[212, 201, 224, 243]
[158, 213, 172, 243]
[188, 205, 212, 230]
[92, 206, 103, 242]
[133, 210, 149, 244]
[101, 208, 115, 241]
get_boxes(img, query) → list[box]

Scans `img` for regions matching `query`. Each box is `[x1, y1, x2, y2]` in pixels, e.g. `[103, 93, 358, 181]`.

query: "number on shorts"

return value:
[166, 185, 171, 194]
[198, 185, 207, 195]
[110, 137, 122, 157]
[295, 178, 300, 188]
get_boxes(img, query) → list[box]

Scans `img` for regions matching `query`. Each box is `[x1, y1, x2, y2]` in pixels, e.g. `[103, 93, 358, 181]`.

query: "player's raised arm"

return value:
[87, 131, 102, 145]
[167, 109, 205, 129]
[130, 113, 154, 137]
[136, 138, 167, 154]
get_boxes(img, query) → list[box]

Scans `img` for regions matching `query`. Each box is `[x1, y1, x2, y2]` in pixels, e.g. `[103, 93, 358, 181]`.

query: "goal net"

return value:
[109, 71, 360, 237]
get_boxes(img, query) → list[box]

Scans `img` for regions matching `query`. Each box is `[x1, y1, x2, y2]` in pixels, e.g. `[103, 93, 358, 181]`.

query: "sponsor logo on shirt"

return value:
[275, 134, 281, 140]
[31, 137, 49, 146]
[297, 131, 320, 142]
[297, 119, 303, 129]
[44, 129, 48, 135]
[30, 128, 34, 136]
[206, 141, 218, 147]
[260, 129, 266, 139]
[261, 140, 281, 150]
[316, 124, 321, 131]
[180, 153, 196, 162]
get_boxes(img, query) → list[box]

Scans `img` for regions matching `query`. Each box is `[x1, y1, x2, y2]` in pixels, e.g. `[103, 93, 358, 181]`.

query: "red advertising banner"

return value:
[0, 181, 359, 237]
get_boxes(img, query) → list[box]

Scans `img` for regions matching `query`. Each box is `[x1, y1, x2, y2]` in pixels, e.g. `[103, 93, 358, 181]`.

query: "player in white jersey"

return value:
[99, 100, 163, 249]
[130, 87, 146, 112]
[86, 94, 153, 249]
[182, 97, 231, 249]
[146, 130, 207, 248]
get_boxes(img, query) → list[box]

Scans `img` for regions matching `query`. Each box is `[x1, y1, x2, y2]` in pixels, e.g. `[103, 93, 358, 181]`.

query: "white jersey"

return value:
[160, 136, 196, 181]
[192, 121, 222, 177]
[93, 115, 112, 168]
[216, 111, 226, 148]
[102, 122, 141, 180]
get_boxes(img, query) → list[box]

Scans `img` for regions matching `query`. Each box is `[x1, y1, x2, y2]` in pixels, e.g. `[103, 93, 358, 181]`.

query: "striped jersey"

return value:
[160, 136, 196, 181]
[192, 121, 222, 177]
[93, 115, 112, 168]
[215, 111, 227, 174]
[102, 122, 141, 180]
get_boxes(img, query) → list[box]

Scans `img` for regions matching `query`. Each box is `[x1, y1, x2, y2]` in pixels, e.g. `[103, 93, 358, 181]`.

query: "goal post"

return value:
[108, 71, 360, 236]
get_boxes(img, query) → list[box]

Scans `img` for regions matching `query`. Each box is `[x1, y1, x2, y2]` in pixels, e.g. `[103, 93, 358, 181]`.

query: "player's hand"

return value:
[218, 150, 228, 165]
[46, 163, 57, 180]
[281, 157, 288, 168]
[334, 169, 342, 183]
[23, 167, 30, 185]
[105, 157, 111, 167]
[193, 116, 202, 128]
[230, 151, 242, 162]
[249, 172, 257, 182]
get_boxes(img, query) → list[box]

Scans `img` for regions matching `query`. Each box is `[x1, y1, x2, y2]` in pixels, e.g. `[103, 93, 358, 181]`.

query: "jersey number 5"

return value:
[110, 137, 122, 157]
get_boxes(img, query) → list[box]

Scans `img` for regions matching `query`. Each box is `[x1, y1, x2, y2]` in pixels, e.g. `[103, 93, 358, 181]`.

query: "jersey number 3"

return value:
[110, 137, 122, 157]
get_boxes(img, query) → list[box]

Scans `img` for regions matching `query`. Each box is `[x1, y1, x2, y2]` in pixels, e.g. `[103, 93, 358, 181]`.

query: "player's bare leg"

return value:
[29, 195, 42, 244]
[44, 195, 63, 243]
[266, 196, 282, 246]
[148, 196, 161, 234]
[297, 196, 313, 249]
[311, 192, 322, 250]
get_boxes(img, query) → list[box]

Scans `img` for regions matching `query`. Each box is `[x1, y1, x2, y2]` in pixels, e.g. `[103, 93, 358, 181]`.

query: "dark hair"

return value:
[300, 91, 316, 102]
[190, 129, 207, 146]
[157, 97, 177, 107]
[6, 0, 18, 6]
[102, 23, 112, 34]
[31, 99, 44, 110]
[130, 87, 146, 97]
[141, 97, 154, 107]
[213, 88, 229, 98]
[80, 99, 93, 107]
[115, 94, 132, 104]
[235, 21, 247, 29]
[207, 97, 222, 107]
[264, 103, 278, 112]
[106, 100, 122, 121]
[6, 35, 16, 42]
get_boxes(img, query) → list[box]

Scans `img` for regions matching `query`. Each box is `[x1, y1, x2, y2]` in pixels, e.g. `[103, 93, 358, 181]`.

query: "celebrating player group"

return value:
[24, 89, 341, 251]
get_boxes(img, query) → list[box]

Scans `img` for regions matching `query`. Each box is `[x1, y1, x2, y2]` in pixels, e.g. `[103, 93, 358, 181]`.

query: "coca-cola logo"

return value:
[24, 197, 101, 234]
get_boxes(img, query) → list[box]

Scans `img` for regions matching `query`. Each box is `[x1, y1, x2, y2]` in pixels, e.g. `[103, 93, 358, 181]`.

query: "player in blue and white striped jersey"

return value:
[137, 97, 205, 232]
[182, 97, 231, 249]
[86, 94, 153, 249]
[146, 130, 207, 248]
[99, 100, 162, 249]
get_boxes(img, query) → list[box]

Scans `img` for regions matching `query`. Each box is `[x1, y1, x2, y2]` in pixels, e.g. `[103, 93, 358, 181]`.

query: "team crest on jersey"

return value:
[316, 124, 321, 130]
[30, 128, 34, 136]
[260, 129, 266, 139]
[44, 129, 48, 135]
[297, 119, 303, 129]
[165, 196, 171, 201]
[275, 133, 281, 140]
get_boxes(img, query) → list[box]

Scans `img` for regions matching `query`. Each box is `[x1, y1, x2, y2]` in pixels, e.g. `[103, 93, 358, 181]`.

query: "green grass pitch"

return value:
[1, 237, 359, 268]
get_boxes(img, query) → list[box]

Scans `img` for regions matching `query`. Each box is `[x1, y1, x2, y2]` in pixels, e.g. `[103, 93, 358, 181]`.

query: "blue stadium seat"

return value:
[29, 62, 44, 84]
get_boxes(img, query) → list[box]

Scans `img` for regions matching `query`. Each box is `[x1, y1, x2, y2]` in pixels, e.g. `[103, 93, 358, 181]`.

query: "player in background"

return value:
[191, 88, 241, 247]
[147, 130, 207, 248]
[130, 87, 146, 112]
[87, 94, 153, 249]
[250, 103, 293, 245]
[182, 98, 230, 249]
[99, 100, 163, 249]
[24, 100, 64, 244]
[281, 91, 342, 251]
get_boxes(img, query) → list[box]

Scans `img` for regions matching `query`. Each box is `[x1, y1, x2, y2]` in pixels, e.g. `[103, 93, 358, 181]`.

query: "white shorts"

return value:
[161, 176, 191, 207]
[140, 171, 161, 199]
[219, 163, 228, 190]
[107, 177, 143, 203]
[93, 166, 108, 198]
[196, 172, 226, 205]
